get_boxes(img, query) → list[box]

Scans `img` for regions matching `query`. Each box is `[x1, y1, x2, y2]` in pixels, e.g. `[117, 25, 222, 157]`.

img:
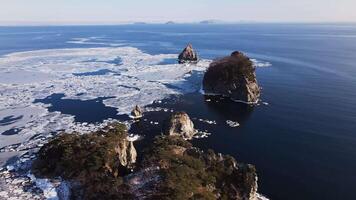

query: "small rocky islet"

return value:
[178, 44, 199, 64]
[1, 44, 266, 199]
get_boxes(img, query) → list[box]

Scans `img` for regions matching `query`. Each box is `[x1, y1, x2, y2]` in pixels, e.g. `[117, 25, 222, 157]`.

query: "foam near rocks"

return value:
[251, 58, 272, 68]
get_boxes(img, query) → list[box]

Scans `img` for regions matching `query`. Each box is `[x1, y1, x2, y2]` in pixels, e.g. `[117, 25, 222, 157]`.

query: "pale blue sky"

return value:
[0, 0, 355, 25]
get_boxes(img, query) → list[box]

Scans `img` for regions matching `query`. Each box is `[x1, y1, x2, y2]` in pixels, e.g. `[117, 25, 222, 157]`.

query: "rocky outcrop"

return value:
[115, 139, 137, 168]
[203, 51, 260, 103]
[31, 124, 267, 200]
[163, 112, 196, 139]
[178, 44, 198, 64]
[32, 122, 137, 178]
[131, 105, 143, 119]
[32, 123, 138, 199]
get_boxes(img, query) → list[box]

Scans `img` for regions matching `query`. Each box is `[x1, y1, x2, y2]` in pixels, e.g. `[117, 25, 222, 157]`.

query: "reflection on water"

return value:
[203, 95, 254, 124]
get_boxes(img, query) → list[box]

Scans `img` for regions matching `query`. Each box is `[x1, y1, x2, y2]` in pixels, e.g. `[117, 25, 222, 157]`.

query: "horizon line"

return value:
[0, 20, 356, 27]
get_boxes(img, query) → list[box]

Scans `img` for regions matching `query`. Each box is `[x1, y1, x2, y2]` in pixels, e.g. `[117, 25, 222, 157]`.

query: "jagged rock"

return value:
[178, 44, 198, 64]
[203, 51, 261, 103]
[163, 112, 196, 139]
[131, 105, 143, 119]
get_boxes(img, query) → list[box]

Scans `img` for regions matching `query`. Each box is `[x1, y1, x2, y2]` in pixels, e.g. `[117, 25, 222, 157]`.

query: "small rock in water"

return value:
[226, 120, 240, 127]
[178, 44, 198, 64]
[163, 112, 197, 140]
[131, 105, 143, 119]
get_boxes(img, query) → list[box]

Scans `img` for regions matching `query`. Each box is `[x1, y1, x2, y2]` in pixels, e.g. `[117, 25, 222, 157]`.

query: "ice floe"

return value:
[226, 120, 240, 128]
[28, 174, 58, 200]
[0, 47, 209, 142]
[251, 58, 272, 67]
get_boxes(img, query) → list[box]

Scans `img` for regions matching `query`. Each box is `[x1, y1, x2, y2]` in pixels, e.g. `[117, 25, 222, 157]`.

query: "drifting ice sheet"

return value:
[0, 46, 270, 150]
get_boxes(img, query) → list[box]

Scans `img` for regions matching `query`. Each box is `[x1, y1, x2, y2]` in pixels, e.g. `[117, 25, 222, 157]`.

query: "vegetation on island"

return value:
[32, 123, 258, 200]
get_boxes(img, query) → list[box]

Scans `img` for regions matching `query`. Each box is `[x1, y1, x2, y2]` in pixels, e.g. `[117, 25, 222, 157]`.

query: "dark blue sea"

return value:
[1, 24, 356, 200]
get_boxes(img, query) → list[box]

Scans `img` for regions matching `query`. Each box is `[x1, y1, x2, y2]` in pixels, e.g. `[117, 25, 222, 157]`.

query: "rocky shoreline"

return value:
[0, 103, 269, 200]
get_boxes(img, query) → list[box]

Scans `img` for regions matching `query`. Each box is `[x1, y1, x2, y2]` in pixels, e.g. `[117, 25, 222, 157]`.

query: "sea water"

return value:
[0, 24, 356, 200]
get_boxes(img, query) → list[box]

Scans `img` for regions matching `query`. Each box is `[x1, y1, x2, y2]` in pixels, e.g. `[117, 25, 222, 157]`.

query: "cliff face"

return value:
[115, 139, 137, 168]
[178, 44, 198, 64]
[162, 112, 196, 140]
[203, 51, 260, 103]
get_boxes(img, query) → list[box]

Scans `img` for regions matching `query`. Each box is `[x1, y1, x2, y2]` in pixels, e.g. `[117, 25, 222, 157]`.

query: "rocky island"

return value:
[131, 105, 143, 119]
[202, 51, 261, 103]
[178, 44, 198, 64]
[162, 111, 197, 140]
[31, 113, 266, 200]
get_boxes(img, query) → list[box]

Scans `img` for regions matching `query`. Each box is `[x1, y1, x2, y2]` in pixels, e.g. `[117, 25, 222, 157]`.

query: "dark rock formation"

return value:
[203, 51, 260, 103]
[131, 105, 143, 119]
[163, 112, 196, 139]
[178, 44, 198, 64]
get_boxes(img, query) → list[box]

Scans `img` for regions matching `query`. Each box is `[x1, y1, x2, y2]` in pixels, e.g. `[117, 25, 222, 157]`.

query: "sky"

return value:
[0, 0, 355, 25]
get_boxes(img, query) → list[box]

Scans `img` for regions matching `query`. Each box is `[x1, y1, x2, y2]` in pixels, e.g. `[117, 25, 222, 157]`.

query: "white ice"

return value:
[0, 46, 209, 150]
[0, 46, 271, 151]
[27, 174, 58, 200]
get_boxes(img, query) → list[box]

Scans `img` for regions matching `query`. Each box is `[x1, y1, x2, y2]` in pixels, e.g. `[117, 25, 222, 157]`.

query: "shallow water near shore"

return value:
[1, 24, 356, 200]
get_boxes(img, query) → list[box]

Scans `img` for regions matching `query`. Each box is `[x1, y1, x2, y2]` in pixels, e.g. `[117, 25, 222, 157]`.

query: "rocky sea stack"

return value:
[131, 105, 143, 119]
[203, 51, 261, 103]
[163, 111, 197, 140]
[178, 44, 198, 64]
